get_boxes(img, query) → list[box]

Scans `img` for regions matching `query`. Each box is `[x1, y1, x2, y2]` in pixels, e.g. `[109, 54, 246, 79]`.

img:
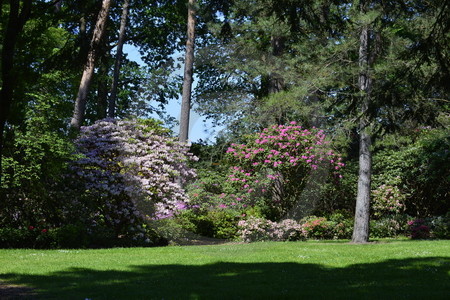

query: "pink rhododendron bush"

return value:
[225, 122, 344, 220]
[171, 122, 347, 242]
[69, 118, 197, 240]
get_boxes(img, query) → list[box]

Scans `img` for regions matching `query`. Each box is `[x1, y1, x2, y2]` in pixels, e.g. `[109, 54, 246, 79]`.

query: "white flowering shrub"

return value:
[371, 184, 406, 218]
[237, 217, 304, 242]
[70, 118, 197, 235]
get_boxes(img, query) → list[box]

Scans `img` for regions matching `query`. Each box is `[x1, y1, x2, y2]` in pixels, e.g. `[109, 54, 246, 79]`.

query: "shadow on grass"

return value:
[1, 257, 449, 299]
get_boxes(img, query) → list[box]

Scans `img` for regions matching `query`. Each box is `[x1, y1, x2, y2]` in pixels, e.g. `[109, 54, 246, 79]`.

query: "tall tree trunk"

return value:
[0, 0, 32, 187]
[108, 0, 130, 118]
[78, 16, 89, 65]
[269, 36, 285, 94]
[352, 8, 373, 243]
[53, 0, 62, 12]
[179, 0, 196, 143]
[97, 52, 109, 119]
[70, 0, 111, 131]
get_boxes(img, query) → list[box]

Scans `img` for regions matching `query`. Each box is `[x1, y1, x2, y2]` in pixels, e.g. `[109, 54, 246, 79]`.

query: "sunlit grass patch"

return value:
[1, 240, 449, 299]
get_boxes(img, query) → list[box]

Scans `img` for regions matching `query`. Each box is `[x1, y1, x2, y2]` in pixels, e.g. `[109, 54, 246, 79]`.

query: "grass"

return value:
[0, 240, 449, 299]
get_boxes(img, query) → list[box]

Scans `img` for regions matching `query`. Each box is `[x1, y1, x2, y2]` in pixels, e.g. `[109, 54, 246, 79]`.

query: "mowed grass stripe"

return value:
[1, 240, 449, 299]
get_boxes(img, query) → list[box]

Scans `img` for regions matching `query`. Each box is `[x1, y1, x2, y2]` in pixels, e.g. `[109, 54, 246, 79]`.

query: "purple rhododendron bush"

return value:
[68, 118, 197, 243]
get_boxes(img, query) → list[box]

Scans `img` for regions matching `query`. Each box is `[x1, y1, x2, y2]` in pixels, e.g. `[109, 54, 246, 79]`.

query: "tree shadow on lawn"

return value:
[1, 257, 449, 299]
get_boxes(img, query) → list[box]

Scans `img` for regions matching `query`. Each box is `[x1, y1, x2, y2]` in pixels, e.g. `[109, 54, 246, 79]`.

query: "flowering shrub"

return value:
[70, 118, 197, 236]
[407, 219, 431, 239]
[370, 215, 408, 238]
[372, 184, 406, 217]
[429, 213, 450, 239]
[226, 122, 343, 219]
[300, 216, 336, 239]
[0, 226, 55, 249]
[237, 217, 304, 242]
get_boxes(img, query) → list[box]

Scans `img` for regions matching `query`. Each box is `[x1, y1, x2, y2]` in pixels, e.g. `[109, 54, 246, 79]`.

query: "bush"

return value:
[54, 224, 90, 248]
[174, 208, 241, 240]
[370, 215, 408, 238]
[70, 118, 197, 229]
[371, 184, 406, 217]
[407, 219, 431, 239]
[429, 213, 450, 239]
[0, 226, 56, 249]
[300, 216, 335, 239]
[0, 227, 31, 248]
[237, 217, 304, 242]
[327, 212, 354, 239]
[0, 223, 166, 249]
[225, 122, 344, 220]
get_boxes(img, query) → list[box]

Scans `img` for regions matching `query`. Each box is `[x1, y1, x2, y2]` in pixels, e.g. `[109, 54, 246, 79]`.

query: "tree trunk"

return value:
[53, 0, 62, 12]
[179, 0, 196, 143]
[97, 52, 109, 119]
[269, 36, 285, 94]
[108, 0, 130, 118]
[70, 0, 111, 131]
[352, 13, 373, 243]
[0, 0, 32, 187]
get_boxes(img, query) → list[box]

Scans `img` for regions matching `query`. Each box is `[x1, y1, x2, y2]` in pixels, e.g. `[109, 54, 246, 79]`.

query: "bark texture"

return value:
[179, 0, 196, 143]
[108, 0, 130, 118]
[70, 0, 111, 131]
[352, 13, 373, 243]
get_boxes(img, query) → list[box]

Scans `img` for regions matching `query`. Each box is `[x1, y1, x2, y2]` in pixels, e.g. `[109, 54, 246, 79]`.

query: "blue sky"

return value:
[123, 45, 220, 143]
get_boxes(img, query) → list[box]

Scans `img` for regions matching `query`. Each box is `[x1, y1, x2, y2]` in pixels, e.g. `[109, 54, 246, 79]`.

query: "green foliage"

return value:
[0, 90, 76, 227]
[54, 224, 90, 249]
[429, 213, 450, 239]
[300, 216, 335, 240]
[372, 128, 449, 216]
[369, 215, 409, 239]
[0, 226, 56, 249]
[174, 208, 241, 240]
[326, 211, 354, 239]
[0, 223, 166, 249]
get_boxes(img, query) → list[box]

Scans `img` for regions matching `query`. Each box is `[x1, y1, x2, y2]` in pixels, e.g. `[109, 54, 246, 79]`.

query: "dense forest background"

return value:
[0, 0, 448, 247]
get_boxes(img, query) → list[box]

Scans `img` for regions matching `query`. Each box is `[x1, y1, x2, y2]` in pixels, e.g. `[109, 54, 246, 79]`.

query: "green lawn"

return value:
[1, 240, 449, 299]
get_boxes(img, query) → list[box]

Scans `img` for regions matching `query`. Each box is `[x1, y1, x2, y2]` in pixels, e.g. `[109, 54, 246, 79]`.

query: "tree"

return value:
[108, 0, 130, 118]
[193, 0, 343, 135]
[0, 0, 32, 187]
[179, 0, 196, 142]
[193, 0, 449, 241]
[352, 0, 373, 243]
[70, 0, 111, 131]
